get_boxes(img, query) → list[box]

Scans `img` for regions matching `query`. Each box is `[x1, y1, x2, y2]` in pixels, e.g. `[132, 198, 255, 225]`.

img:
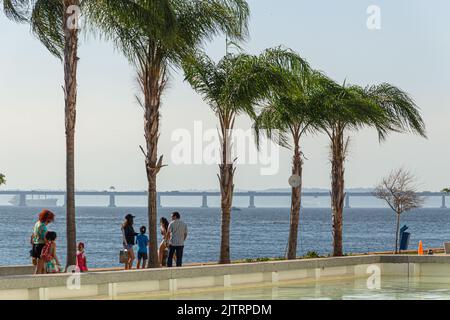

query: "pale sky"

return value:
[0, 0, 449, 192]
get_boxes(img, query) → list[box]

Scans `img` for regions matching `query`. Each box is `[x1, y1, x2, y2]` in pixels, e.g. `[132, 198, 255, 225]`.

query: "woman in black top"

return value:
[122, 214, 138, 270]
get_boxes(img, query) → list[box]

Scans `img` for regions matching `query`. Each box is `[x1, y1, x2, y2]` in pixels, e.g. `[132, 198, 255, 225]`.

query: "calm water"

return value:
[137, 276, 450, 300]
[0, 206, 449, 268]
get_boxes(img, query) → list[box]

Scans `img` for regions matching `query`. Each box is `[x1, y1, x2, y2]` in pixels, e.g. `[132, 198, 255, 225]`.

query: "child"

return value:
[136, 226, 149, 269]
[76, 242, 88, 272]
[40, 231, 61, 274]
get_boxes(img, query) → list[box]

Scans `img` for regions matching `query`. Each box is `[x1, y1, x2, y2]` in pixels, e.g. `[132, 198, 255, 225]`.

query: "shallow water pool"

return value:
[121, 276, 450, 300]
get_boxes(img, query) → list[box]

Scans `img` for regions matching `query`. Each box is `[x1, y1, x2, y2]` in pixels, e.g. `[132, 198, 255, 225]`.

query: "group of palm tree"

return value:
[1, 0, 426, 269]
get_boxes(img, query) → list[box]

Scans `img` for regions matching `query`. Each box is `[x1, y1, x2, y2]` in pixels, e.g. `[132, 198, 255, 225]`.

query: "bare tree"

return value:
[374, 168, 424, 254]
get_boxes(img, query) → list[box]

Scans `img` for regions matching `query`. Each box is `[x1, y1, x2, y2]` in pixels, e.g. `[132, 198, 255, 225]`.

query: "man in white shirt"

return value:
[167, 211, 188, 267]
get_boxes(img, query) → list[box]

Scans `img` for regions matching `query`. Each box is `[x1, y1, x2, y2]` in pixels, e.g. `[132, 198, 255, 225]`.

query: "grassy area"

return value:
[233, 251, 327, 264]
[231, 248, 445, 265]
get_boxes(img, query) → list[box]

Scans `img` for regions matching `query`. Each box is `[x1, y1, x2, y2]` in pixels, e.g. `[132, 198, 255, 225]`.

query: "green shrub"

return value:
[304, 251, 321, 259]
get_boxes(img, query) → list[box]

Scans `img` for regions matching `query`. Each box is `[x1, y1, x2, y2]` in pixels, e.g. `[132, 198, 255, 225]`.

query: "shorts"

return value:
[31, 244, 45, 259]
[138, 252, 148, 260]
[123, 244, 134, 250]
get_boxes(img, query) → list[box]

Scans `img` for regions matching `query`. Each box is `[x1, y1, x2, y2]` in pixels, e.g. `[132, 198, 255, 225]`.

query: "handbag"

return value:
[119, 249, 128, 264]
[46, 258, 61, 273]
[119, 227, 128, 264]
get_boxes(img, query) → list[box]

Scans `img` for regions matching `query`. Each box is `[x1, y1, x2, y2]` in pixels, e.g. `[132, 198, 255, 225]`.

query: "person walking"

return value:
[167, 212, 188, 268]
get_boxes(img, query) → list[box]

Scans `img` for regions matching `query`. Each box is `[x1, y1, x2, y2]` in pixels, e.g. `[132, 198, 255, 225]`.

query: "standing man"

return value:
[167, 212, 188, 267]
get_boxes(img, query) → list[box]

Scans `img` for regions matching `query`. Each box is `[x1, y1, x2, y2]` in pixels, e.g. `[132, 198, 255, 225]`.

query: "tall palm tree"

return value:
[253, 49, 314, 260]
[86, 0, 250, 268]
[183, 51, 280, 263]
[5, 0, 83, 268]
[311, 76, 426, 256]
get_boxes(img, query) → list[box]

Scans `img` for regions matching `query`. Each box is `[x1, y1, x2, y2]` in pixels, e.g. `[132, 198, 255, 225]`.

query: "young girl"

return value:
[76, 242, 88, 272]
[40, 231, 61, 274]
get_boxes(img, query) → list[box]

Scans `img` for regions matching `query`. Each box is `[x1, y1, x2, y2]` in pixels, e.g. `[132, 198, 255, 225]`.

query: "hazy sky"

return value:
[0, 0, 449, 192]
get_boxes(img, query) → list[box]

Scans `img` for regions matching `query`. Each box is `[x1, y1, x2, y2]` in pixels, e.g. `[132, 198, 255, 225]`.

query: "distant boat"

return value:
[232, 207, 242, 211]
[8, 195, 58, 207]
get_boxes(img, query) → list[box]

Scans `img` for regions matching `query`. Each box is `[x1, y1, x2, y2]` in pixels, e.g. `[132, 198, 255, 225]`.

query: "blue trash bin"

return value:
[399, 225, 410, 251]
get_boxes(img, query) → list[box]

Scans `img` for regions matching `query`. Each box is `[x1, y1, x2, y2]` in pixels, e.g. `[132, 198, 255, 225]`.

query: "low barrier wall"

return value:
[1, 255, 449, 300]
[0, 265, 35, 277]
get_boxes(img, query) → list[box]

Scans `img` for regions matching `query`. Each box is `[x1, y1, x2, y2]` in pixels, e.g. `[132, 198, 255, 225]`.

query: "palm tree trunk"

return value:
[287, 135, 302, 260]
[63, 0, 80, 269]
[219, 115, 234, 264]
[144, 90, 161, 269]
[140, 58, 166, 269]
[146, 162, 158, 268]
[395, 212, 401, 254]
[330, 130, 345, 257]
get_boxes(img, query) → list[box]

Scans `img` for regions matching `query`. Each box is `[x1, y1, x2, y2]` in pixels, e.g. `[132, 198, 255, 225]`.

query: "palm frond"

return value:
[2, 0, 29, 22]
[2, 0, 70, 59]
[250, 48, 322, 150]
[364, 83, 427, 139]
[86, 0, 250, 70]
[30, 0, 65, 59]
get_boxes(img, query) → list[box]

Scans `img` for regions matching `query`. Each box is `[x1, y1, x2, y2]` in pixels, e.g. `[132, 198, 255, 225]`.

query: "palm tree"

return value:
[5, 0, 83, 268]
[310, 77, 383, 257]
[184, 51, 281, 263]
[310, 76, 426, 256]
[253, 49, 314, 260]
[0, 174, 5, 186]
[86, 0, 250, 267]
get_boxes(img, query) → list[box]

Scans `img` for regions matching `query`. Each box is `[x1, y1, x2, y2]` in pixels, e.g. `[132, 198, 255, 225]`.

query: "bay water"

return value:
[0, 205, 449, 268]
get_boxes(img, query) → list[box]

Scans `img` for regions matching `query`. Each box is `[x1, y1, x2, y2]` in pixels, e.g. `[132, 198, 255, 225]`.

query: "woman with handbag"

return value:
[121, 214, 138, 270]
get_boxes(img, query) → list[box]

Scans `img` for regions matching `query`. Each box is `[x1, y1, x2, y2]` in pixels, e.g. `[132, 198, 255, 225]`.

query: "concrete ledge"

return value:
[0, 266, 35, 277]
[379, 255, 450, 264]
[0, 255, 449, 300]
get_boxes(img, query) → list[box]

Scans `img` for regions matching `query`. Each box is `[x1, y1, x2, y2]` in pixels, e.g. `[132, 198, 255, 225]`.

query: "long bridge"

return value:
[0, 190, 448, 209]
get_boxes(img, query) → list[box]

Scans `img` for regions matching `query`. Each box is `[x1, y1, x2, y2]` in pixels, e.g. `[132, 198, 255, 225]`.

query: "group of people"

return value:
[29, 209, 188, 274]
[121, 211, 188, 269]
[30, 209, 88, 274]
